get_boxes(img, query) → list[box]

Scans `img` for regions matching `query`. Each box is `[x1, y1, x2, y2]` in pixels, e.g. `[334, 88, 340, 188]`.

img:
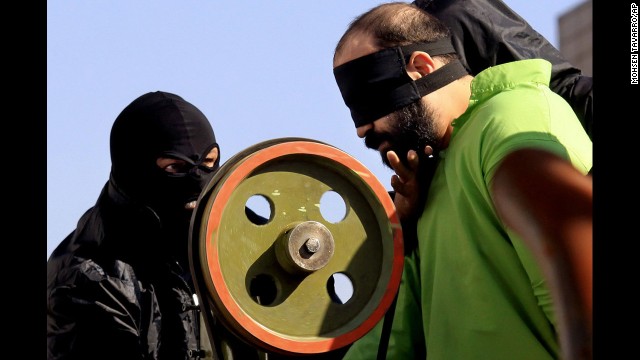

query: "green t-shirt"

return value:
[344, 59, 592, 359]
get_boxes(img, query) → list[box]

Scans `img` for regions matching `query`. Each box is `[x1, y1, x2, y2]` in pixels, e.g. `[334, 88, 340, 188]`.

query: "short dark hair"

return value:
[334, 2, 457, 63]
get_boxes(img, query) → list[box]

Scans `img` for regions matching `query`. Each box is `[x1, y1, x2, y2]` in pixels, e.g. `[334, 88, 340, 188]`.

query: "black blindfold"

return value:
[333, 37, 468, 127]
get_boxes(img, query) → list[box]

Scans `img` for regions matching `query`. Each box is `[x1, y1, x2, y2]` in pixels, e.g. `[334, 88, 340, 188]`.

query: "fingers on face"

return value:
[388, 150, 420, 180]
[387, 151, 408, 177]
[407, 150, 419, 169]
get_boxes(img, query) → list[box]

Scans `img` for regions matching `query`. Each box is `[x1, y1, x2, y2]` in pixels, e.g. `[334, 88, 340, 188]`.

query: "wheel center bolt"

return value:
[276, 221, 334, 273]
[304, 238, 320, 253]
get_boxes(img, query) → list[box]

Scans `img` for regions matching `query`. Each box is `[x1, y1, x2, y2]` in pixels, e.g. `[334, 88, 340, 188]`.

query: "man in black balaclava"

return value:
[47, 91, 221, 360]
[109, 90, 221, 266]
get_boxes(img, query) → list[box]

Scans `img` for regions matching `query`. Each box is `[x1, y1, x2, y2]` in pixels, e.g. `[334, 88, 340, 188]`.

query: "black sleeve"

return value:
[388, 190, 419, 255]
[413, 0, 593, 138]
[47, 263, 149, 360]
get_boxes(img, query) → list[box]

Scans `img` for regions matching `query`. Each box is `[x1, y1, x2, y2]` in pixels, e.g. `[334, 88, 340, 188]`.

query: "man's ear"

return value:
[406, 51, 437, 79]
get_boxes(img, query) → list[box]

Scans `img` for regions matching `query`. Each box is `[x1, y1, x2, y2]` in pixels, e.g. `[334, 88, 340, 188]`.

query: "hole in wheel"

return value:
[249, 274, 278, 306]
[327, 272, 353, 304]
[320, 190, 346, 223]
[245, 194, 272, 225]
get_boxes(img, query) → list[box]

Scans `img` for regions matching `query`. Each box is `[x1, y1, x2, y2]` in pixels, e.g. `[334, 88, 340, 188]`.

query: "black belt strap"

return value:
[377, 290, 399, 360]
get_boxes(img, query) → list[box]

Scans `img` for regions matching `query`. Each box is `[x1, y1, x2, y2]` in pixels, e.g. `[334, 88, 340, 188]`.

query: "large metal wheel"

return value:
[189, 138, 403, 356]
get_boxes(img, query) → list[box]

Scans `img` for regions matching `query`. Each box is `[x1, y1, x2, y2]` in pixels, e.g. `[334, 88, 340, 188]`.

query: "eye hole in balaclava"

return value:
[109, 91, 218, 229]
[157, 143, 220, 177]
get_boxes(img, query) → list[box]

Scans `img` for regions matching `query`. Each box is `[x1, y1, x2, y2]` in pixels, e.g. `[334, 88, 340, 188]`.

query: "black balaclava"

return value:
[109, 91, 219, 243]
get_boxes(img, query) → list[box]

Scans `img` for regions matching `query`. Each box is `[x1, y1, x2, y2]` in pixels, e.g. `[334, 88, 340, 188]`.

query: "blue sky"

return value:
[47, 0, 588, 258]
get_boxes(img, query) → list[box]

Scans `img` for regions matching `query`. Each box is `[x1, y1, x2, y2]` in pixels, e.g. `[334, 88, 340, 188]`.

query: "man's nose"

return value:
[356, 123, 373, 138]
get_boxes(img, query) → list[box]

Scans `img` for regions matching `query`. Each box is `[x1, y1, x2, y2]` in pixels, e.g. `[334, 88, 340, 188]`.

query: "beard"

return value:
[364, 100, 441, 169]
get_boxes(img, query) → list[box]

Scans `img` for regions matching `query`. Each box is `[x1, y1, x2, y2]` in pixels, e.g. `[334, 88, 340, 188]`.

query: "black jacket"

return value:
[46, 177, 324, 360]
[47, 177, 205, 360]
